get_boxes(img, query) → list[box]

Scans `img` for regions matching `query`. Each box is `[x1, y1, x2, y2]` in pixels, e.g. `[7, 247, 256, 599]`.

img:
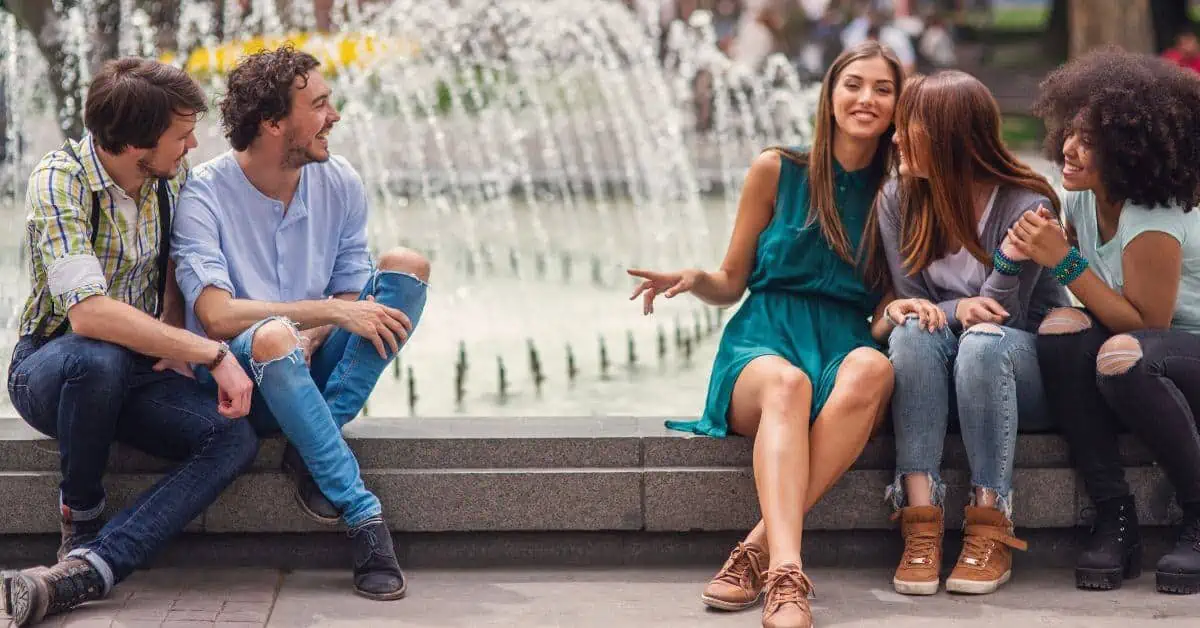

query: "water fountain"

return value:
[0, 0, 828, 418]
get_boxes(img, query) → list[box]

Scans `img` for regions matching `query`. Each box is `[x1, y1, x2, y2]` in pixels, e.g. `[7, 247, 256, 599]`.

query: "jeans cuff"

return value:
[60, 492, 105, 522]
[970, 487, 1014, 519]
[65, 548, 114, 596]
[886, 472, 946, 511]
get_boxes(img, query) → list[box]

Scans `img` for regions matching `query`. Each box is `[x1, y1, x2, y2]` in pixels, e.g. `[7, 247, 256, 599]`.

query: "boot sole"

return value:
[1156, 572, 1200, 595]
[700, 591, 762, 611]
[354, 581, 408, 601]
[893, 577, 939, 596]
[1077, 546, 1143, 591]
[8, 574, 41, 627]
[946, 570, 1010, 595]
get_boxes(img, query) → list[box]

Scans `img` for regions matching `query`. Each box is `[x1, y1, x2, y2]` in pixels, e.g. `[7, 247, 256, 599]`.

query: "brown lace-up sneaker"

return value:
[892, 505, 944, 595]
[701, 541, 768, 611]
[761, 563, 814, 628]
[945, 505, 1028, 594]
[7, 558, 106, 626]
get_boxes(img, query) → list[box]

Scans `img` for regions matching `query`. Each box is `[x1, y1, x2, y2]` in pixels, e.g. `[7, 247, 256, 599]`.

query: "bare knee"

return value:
[378, 247, 431, 283]
[1038, 308, 1092, 336]
[251, 319, 301, 363]
[760, 367, 813, 415]
[841, 347, 895, 396]
[1097, 334, 1143, 376]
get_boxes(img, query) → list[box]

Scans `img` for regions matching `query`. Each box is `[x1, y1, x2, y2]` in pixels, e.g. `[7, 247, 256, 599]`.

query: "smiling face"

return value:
[137, 111, 199, 178]
[1060, 113, 1102, 193]
[279, 71, 340, 168]
[830, 56, 897, 144]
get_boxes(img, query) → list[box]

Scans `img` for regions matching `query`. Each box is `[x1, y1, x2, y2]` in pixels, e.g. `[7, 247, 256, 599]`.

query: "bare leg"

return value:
[727, 356, 814, 568]
[740, 348, 895, 549]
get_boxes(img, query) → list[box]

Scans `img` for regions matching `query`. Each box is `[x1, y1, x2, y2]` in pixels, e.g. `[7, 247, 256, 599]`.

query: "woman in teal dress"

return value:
[628, 42, 939, 628]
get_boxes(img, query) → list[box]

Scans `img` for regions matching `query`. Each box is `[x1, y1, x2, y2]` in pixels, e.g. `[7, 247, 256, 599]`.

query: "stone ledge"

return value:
[0, 416, 1177, 537]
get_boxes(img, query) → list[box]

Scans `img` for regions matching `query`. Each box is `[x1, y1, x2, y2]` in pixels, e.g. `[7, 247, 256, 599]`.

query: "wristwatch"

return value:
[207, 342, 230, 371]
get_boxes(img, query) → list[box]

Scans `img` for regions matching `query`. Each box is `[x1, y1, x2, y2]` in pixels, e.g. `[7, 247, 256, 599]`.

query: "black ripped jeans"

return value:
[1037, 311, 1200, 511]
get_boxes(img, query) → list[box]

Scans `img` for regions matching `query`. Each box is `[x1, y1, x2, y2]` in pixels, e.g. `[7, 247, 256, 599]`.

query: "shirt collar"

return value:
[78, 135, 118, 193]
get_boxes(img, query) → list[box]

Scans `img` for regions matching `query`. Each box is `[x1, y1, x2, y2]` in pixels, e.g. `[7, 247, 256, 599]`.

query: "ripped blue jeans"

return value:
[202, 270, 427, 527]
[885, 318, 1055, 517]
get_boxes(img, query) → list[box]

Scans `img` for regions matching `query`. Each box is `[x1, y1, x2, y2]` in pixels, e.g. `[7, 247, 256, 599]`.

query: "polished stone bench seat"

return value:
[0, 416, 1178, 539]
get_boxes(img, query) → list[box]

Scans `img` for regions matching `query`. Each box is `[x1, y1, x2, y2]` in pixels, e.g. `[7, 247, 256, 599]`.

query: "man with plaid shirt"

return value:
[2, 58, 258, 627]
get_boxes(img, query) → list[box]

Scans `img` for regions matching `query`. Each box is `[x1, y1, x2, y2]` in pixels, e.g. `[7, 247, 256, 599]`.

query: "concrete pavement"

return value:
[2, 566, 1195, 627]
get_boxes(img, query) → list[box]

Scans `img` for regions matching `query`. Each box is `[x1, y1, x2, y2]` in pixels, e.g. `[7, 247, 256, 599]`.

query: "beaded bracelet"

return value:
[1052, 246, 1090, 286]
[993, 248, 1022, 277]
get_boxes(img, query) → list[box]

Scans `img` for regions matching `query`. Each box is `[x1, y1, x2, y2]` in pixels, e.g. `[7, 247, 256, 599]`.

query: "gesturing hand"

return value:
[956, 296, 1009, 328]
[299, 324, 334, 366]
[627, 268, 704, 315]
[152, 357, 195, 379]
[335, 297, 413, 359]
[1008, 205, 1071, 268]
[885, 297, 946, 332]
[209, 351, 253, 419]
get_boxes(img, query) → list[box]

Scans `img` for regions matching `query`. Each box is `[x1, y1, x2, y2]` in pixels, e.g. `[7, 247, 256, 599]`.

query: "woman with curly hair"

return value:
[628, 41, 909, 628]
[1009, 47, 1200, 595]
[878, 70, 1069, 597]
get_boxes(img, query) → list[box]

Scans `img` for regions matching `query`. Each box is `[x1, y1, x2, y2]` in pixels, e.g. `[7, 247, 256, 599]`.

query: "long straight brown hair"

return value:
[897, 71, 1061, 274]
[771, 41, 904, 290]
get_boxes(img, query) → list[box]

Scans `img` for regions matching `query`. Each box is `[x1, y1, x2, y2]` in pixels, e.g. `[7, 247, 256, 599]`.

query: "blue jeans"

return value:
[7, 333, 259, 590]
[200, 269, 427, 528]
[886, 318, 1054, 516]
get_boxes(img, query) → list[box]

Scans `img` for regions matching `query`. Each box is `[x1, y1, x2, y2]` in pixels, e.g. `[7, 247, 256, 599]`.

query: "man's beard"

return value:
[283, 130, 329, 169]
[137, 154, 180, 179]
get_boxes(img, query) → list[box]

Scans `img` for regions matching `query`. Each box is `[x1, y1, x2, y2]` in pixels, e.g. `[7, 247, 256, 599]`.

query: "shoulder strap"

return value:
[45, 141, 103, 339]
[153, 177, 172, 318]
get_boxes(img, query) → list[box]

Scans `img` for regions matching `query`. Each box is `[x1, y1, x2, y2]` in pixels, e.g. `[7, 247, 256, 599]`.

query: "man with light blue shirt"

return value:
[171, 47, 429, 601]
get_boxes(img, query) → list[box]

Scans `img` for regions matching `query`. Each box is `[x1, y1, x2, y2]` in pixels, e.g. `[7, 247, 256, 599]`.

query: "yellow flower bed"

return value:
[161, 32, 419, 76]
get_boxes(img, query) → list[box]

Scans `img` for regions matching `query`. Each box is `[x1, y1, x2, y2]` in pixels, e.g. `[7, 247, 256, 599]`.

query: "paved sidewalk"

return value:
[1, 566, 1195, 627]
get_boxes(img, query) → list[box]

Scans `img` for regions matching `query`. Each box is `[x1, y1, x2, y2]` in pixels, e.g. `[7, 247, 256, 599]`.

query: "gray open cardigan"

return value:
[876, 179, 1070, 333]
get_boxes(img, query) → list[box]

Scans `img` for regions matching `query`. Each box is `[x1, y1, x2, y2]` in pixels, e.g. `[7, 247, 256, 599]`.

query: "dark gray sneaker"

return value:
[349, 519, 407, 601]
[281, 443, 341, 525]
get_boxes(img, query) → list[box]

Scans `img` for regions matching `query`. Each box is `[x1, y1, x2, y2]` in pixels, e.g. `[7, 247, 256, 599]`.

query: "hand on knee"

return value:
[1038, 308, 1092, 336]
[377, 247, 431, 283]
[1097, 334, 1143, 376]
[251, 319, 302, 363]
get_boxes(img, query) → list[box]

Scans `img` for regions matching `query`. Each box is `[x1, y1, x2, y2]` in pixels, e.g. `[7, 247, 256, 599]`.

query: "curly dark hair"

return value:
[1032, 47, 1200, 210]
[219, 46, 321, 151]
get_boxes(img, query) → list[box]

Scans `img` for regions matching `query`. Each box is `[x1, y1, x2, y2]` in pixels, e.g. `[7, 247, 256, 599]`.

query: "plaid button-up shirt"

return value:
[18, 135, 187, 336]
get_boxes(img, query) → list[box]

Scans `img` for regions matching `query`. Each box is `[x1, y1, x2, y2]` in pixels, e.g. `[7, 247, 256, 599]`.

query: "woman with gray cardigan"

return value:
[875, 71, 1069, 598]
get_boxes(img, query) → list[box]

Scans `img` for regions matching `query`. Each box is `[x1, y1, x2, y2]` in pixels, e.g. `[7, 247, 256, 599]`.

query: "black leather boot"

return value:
[1077, 495, 1142, 591]
[348, 519, 407, 601]
[1156, 505, 1200, 594]
[7, 558, 106, 626]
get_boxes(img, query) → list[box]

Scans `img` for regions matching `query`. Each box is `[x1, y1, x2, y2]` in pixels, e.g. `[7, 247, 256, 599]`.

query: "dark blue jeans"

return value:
[7, 334, 259, 589]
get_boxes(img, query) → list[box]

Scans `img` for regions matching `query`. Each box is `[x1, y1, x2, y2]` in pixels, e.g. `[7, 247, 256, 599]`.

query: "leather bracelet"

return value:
[207, 342, 230, 371]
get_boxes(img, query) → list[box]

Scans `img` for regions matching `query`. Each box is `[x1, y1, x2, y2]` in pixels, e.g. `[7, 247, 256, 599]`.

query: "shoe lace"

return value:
[959, 523, 1027, 568]
[902, 531, 939, 566]
[42, 559, 104, 615]
[764, 565, 814, 614]
[1084, 499, 1134, 547]
[714, 543, 765, 589]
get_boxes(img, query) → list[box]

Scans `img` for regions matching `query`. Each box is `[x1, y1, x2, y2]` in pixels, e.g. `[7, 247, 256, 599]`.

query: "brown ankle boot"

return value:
[701, 541, 768, 611]
[761, 563, 814, 628]
[945, 505, 1028, 595]
[7, 558, 106, 626]
[892, 505, 944, 595]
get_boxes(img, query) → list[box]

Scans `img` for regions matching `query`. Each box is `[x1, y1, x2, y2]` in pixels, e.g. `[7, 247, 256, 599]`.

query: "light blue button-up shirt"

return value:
[171, 151, 373, 337]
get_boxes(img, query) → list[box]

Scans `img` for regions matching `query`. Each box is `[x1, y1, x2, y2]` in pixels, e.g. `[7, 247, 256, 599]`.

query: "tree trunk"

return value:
[1045, 0, 1069, 61]
[1069, 0, 1155, 57]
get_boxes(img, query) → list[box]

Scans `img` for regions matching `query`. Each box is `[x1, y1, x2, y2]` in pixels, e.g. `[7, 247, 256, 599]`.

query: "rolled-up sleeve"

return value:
[27, 165, 109, 311]
[171, 179, 235, 310]
[326, 162, 373, 295]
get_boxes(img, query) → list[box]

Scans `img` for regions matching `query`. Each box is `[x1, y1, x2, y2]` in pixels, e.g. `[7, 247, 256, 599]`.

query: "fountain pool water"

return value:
[0, 0, 1056, 419]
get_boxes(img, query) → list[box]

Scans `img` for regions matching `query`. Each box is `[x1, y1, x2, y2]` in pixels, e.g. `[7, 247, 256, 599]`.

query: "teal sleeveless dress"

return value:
[667, 154, 885, 438]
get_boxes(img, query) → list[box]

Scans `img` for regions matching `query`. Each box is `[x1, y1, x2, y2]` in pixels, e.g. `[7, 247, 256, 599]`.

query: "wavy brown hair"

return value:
[771, 41, 903, 290]
[897, 71, 1060, 274]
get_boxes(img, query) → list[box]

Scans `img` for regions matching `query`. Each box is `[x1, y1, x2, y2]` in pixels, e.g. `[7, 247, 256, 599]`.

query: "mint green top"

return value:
[1063, 189, 1200, 333]
[667, 154, 885, 438]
